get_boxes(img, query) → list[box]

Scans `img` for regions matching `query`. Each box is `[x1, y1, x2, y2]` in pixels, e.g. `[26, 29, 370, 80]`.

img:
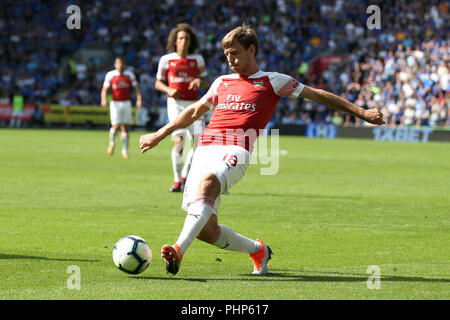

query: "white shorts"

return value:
[167, 97, 204, 139]
[182, 145, 251, 215]
[11, 109, 23, 118]
[110, 100, 133, 125]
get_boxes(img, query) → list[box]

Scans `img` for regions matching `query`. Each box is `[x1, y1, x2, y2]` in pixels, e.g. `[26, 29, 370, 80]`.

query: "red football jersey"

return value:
[156, 53, 207, 101]
[199, 71, 304, 151]
[103, 70, 138, 101]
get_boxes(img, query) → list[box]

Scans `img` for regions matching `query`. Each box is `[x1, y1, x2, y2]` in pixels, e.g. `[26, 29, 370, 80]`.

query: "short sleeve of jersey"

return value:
[156, 55, 169, 81]
[195, 55, 207, 78]
[199, 76, 223, 110]
[103, 71, 113, 88]
[268, 72, 304, 98]
[125, 71, 138, 86]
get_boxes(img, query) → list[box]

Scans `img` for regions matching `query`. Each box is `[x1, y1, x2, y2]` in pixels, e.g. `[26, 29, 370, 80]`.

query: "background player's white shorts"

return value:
[167, 97, 204, 139]
[182, 145, 251, 215]
[110, 100, 133, 125]
[11, 109, 23, 118]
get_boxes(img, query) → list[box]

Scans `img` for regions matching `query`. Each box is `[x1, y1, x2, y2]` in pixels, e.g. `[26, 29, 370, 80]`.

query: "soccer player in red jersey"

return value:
[140, 25, 385, 275]
[101, 56, 142, 158]
[155, 23, 208, 192]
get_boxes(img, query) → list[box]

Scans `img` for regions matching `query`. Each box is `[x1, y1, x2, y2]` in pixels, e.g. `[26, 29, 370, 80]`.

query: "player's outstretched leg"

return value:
[206, 224, 273, 275]
[162, 194, 215, 275]
[162, 174, 220, 275]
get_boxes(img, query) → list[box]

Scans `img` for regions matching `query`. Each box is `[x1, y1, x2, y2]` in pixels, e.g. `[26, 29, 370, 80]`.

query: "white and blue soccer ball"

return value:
[113, 235, 152, 274]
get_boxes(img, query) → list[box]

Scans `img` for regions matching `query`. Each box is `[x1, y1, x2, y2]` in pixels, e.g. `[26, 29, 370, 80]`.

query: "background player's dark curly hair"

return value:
[167, 23, 200, 54]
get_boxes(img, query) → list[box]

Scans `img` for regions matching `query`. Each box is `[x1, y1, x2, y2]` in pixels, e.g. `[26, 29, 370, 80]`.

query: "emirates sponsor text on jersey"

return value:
[112, 80, 130, 90]
[215, 94, 257, 112]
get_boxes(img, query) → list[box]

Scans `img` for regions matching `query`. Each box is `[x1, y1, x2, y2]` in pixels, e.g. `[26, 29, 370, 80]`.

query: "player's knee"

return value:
[198, 173, 220, 199]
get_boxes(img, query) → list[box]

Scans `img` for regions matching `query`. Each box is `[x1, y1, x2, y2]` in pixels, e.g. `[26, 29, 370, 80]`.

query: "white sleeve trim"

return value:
[103, 71, 112, 88]
[291, 83, 305, 98]
[156, 55, 169, 81]
[268, 72, 304, 98]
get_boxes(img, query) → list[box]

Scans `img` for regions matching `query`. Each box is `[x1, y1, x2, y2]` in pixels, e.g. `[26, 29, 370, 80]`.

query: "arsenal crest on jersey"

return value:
[253, 80, 263, 89]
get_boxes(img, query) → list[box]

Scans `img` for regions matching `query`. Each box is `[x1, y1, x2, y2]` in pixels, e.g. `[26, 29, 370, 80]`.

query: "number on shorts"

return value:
[223, 153, 238, 167]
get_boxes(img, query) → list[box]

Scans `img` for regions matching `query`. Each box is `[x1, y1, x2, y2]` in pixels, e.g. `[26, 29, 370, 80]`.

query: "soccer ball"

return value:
[113, 235, 152, 274]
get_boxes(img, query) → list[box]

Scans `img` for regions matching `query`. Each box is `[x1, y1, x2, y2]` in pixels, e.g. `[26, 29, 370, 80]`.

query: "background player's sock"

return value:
[180, 148, 194, 181]
[171, 149, 183, 182]
[121, 132, 129, 154]
[175, 195, 215, 255]
[209, 224, 261, 254]
[109, 128, 117, 146]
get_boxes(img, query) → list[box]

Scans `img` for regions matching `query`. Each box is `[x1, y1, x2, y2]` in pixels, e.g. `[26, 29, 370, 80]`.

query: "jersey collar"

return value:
[239, 69, 263, 79]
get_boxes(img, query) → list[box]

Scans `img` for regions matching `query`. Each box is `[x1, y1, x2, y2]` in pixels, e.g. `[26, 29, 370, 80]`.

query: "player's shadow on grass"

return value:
[132, 276, 208, 282]
[233, 192, 359, 200]
[248, 270, 450, 283]
[0, 253, 100, 262]
[134, 271, 450, 283]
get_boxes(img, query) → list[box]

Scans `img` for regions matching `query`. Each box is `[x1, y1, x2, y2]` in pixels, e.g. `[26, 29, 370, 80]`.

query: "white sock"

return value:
[121, 132, 128, 154]
[210, 224, 261, 254]
[109, 128, 117, 146]
[171, 150, 183, 183]
[180, 148, 194, 180]
[176, 195, 215, 255]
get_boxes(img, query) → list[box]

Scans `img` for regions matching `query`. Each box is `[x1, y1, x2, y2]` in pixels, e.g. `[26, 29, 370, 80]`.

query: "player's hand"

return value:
[167, 88, 180, 100]
[188, 78, 201, 90]
[136, 99, 142, 109]
[101, 99, 107, 108]
[139, 133, 162, 154]
[362, 108, 385, 125]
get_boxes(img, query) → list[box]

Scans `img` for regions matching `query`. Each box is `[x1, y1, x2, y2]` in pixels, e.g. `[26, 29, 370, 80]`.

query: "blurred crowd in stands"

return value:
[0, 0, 448, 128]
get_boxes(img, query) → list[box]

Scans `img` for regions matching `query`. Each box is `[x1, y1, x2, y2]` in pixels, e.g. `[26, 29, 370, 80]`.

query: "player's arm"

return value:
[140, 101, 209, 153]
[101, 72, 111, 107]
[155, 79, 179, 99]
[199, 77, 208, 88]
[155, 56, 179, 99]
[189, 76, 208, 90]
[189, 58, 208, 90]
[133, 85, 142, 109]
[299, 85, 385, 125]
[100, 85, 109, 107]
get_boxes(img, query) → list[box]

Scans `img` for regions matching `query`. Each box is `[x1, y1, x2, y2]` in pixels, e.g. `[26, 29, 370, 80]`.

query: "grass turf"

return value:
[0, 128, 448, 300]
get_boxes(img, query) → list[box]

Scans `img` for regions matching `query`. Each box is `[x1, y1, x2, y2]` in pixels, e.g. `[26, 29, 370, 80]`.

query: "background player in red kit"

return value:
[140, 25, 385, 275]
[155, 23, 208, 192]
[101, 56, 142, 158]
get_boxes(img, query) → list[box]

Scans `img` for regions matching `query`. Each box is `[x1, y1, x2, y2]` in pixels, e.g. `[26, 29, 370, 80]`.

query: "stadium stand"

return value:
[0, 0, 448, 128]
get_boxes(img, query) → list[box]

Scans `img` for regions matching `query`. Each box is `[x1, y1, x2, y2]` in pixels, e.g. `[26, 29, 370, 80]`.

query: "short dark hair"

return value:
[115, 56, 125, 63]
[221, 23, 259, 57]
[167, 23, 200, 54]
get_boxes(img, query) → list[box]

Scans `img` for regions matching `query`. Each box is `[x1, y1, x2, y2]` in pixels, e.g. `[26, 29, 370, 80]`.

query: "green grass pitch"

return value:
[0, 128, 448, 300]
